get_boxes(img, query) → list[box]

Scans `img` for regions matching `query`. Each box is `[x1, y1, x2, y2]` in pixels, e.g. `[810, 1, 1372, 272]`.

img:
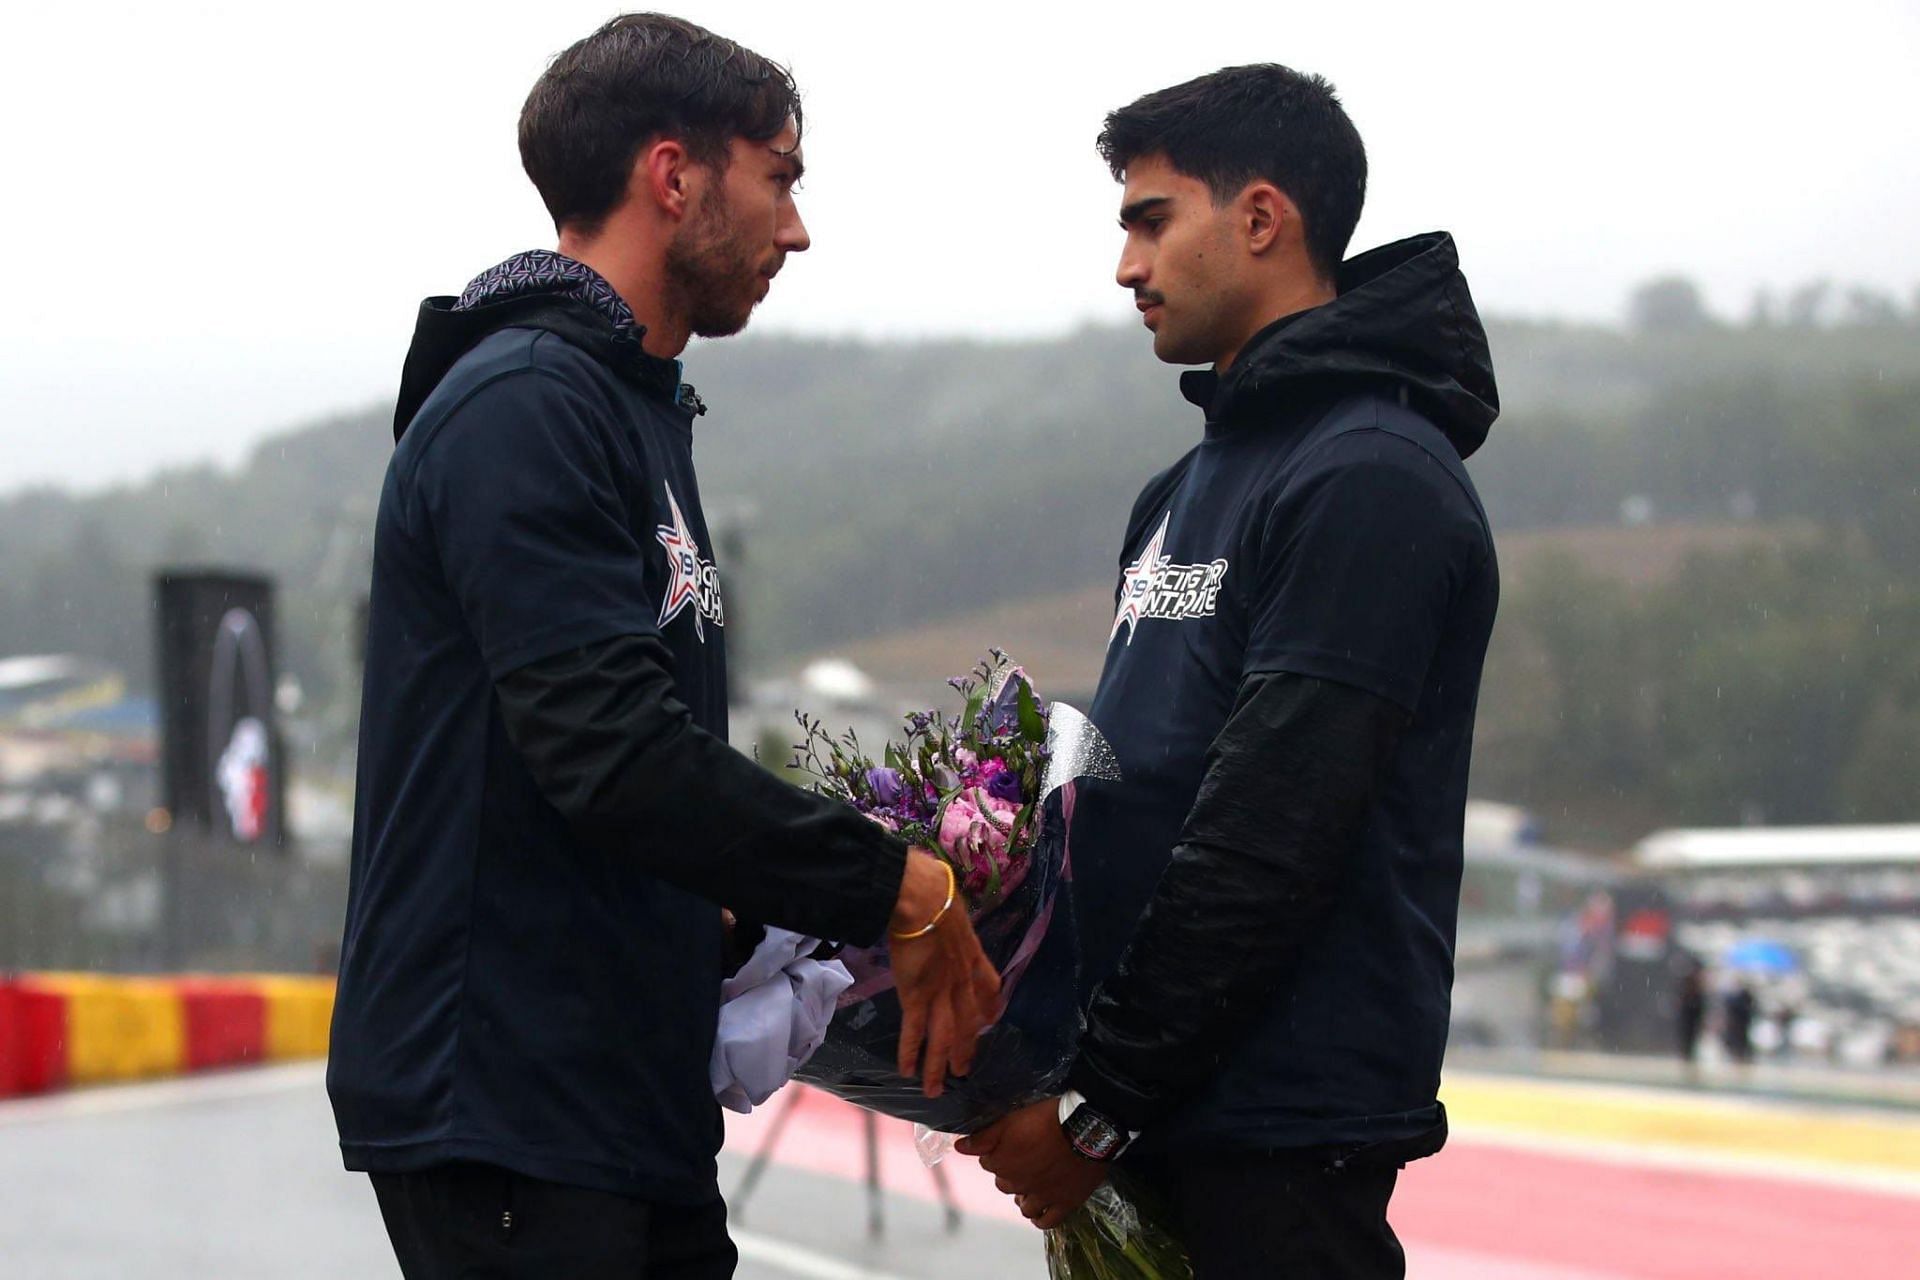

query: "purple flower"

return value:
[983, 667, 1035, 735]
[864, 767, 905, 807]
[986, 768, 1024, 805]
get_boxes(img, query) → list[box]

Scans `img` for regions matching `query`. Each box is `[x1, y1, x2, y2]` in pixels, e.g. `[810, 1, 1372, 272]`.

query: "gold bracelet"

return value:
[889, 858, 957, 941]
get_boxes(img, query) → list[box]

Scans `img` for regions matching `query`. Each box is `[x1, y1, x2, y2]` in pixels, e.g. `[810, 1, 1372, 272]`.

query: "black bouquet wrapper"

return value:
[794, 790, 1086, 1133]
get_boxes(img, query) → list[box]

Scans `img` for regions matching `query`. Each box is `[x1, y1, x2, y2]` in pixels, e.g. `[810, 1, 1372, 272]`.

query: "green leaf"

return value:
[1016, 678, 1046, 743]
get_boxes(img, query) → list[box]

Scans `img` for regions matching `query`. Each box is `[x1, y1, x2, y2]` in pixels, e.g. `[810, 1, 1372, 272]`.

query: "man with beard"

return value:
[959, 65, 1500, 1277]
[327, 15, 997, 1278]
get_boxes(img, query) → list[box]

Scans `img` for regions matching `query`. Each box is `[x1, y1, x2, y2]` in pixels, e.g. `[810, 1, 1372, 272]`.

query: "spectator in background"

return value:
[1677, 954, 1706, 1080]
[1772, 996, 1801, 1061]
[1723, 982, 1759, 1067]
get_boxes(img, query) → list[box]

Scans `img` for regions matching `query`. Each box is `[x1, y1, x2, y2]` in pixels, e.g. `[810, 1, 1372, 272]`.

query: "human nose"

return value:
[1116, 241, 1147, 291]
[778, 202, 811, 254]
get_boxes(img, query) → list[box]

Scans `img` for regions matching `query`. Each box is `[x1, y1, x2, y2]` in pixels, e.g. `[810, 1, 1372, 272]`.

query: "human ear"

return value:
[638, 138, 693, 219]
[1244, 183, 1290, 257]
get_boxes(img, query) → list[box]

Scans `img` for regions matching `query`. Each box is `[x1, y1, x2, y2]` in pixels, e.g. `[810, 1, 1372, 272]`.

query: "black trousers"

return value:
[370, 1162, 737, 1280]
[1131, 1147, 1406, 1279]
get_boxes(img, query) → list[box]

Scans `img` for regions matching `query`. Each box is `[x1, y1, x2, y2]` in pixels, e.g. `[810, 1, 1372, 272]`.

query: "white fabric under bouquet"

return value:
[709, 927, 853, 1114]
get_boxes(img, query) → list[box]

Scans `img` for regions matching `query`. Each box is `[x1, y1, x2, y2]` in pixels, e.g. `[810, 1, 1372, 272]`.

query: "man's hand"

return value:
[889, 851, 1000, 1098]
[954, 1098, 1108, 1230]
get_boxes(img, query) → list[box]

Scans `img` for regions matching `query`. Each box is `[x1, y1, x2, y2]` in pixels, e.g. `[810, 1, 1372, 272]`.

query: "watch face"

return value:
[1067, 1107, 1124, 1160]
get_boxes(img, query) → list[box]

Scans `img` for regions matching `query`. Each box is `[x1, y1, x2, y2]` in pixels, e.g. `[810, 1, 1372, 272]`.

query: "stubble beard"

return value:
[666, 188, 764, 340]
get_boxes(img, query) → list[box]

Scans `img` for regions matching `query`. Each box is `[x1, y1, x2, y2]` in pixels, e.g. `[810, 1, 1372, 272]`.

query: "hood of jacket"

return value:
[1184, 231, 1499, 459]
[391, 250, 698, 441]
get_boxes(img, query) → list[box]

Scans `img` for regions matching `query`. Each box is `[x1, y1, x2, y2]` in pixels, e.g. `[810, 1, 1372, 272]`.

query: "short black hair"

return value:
[1098, 64, 1367, 281]
[519, 13, 802, 234]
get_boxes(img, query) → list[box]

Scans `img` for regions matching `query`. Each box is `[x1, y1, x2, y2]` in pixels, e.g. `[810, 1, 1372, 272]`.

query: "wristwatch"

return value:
[1058, 1090, 1138, 1162]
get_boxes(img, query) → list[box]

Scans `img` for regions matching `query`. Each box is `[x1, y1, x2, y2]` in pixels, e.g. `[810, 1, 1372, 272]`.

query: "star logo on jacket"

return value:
[655, 483, 726, 641]
[1110, 512, 1169, 646]
[1109, 511, 1230, 646]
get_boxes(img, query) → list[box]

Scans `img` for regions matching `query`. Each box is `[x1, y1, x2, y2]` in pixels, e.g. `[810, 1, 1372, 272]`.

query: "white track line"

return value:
[732, 1231, 915, 1280]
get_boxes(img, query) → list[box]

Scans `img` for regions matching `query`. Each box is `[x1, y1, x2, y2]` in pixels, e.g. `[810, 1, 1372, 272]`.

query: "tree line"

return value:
[2, 279, 1915, 843]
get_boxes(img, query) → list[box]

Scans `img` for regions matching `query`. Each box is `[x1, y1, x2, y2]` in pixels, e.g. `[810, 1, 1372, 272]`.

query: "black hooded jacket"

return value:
[1064, 232, 1500, 1153]
[329, 256, 905, 1201]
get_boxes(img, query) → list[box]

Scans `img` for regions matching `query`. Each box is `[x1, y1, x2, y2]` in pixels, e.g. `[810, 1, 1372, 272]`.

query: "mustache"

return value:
[1134, 290, 1166, 307]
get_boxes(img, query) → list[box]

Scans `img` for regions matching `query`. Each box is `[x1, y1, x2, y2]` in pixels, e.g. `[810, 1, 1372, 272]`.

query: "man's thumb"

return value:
[955, 1128, 995, 1157]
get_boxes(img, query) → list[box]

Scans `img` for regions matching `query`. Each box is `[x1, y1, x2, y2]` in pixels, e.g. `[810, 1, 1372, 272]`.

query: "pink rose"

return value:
[979, 790, 1018, 830]
[937, 793, 984, 858]
[938, 789, 1019, 899]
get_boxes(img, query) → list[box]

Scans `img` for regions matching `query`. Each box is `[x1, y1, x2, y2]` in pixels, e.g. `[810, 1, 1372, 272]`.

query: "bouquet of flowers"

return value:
[789, 651, 1192, 1277]
[789, 651, 1114, 1133]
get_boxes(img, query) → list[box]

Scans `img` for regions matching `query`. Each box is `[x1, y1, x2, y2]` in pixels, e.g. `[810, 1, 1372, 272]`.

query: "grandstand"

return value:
[1634, 826, 1920, 1066]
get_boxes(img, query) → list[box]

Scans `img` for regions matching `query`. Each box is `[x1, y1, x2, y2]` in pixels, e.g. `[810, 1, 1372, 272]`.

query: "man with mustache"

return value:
[328, 15, 996, 1278]
[960, 65, 1500, 1277]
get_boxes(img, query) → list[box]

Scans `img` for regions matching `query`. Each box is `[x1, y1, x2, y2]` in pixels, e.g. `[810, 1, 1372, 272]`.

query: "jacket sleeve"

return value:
[495, 632, 907, 946]
[1064, 670, 1407, 1132]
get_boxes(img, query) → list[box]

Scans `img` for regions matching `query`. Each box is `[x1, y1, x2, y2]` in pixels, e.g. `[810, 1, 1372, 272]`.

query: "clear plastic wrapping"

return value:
[1043, 1173, 1195, 1279]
